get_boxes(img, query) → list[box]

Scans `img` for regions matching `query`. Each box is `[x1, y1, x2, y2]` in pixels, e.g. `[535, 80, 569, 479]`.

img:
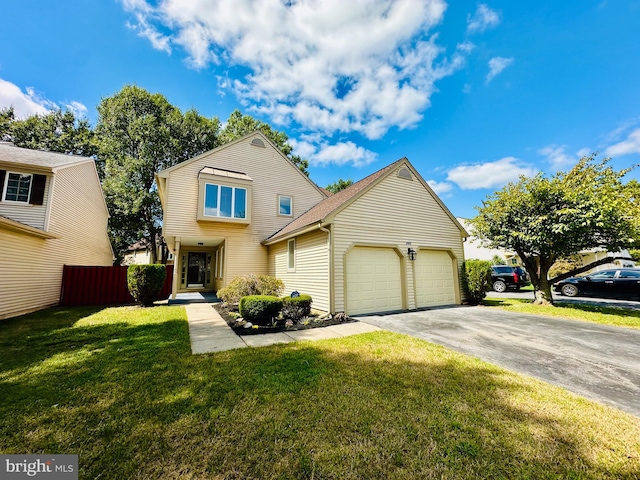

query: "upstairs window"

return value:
[5, 173, 32, 202]
[279, 195, 292, 216]
[0, 170, 46, 205]
[197, 167, 252, 224]
[204, 184, 247, 219]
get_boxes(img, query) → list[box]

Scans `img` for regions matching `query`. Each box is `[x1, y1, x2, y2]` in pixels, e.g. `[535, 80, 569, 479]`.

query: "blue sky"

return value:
[1, 0, 640, 218]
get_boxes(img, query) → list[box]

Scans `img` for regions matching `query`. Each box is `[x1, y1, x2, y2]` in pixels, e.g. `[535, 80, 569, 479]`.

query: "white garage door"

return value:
[415, 250, 456, 308]
[346, 247, 403, 315]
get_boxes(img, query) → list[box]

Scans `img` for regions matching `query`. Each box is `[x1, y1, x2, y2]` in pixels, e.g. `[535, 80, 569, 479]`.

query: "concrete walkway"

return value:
[185, 303, 381, 354]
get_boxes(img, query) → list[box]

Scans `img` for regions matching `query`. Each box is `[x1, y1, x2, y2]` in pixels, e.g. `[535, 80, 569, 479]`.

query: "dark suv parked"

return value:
[491, 265, 530, 292]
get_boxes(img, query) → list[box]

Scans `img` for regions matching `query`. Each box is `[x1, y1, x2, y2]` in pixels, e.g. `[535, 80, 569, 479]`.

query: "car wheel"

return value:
[493, 280, 507, 293]
[561, 284, 579, 297]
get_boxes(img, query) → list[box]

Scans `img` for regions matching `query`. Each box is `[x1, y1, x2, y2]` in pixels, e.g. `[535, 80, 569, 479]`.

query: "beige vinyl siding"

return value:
[163, 134, 325, 284]
[0, 171, 50, 229]
[0, 228, 60, 319]
[332, 165, 464, 313]
[268, 229, 329, 312]
[0, 162, 113, 320]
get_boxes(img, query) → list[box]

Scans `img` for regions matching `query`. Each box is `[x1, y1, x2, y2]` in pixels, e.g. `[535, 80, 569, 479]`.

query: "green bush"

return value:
[127, 264, 167, 307]
[462, 259, 492, 305]
[239, 295, 283, 324]
[217, 274, 285, 304]
[281, 294, 312, 323]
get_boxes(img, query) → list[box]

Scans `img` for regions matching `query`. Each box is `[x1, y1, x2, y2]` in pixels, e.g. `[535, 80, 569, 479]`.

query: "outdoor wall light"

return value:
[407, 247, 416, 260]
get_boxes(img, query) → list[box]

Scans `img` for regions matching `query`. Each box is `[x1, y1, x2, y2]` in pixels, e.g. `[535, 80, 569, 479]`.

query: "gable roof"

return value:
[156, 130, 327, 198]
[0, 142, 93, 171]
[264, 158, 468, 244]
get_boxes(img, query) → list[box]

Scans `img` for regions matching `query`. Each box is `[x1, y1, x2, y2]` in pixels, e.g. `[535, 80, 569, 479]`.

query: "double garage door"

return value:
[346, 247, 456, 315]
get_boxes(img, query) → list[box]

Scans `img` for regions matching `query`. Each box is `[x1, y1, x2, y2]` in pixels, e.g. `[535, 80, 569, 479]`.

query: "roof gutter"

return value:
[262, 221, 329, 246]
[0, 216, 59, 239]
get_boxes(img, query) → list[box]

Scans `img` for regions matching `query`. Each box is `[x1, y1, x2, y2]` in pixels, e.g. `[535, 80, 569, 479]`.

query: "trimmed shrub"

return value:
[217, 274, 285, 305]
[462, 259, 492, 305]
[127, 264, 167, 307]
[239, 295, 283, 324]
[281, 294, 312, 323]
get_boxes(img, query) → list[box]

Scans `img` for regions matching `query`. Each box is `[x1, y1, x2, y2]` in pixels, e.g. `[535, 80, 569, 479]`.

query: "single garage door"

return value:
[415, 250, 456, 308]
[346, 247, 403, 315]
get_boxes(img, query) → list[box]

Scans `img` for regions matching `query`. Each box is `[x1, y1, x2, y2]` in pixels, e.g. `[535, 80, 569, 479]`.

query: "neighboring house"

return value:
[157, 132, 468, 316]
[458, 217, 635, 272]
[0, 143, 114, 319]
[123, 238, 174, 265]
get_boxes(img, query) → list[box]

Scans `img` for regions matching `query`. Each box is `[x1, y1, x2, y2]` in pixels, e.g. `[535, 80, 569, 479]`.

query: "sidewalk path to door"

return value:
[185, 303, 381, 354]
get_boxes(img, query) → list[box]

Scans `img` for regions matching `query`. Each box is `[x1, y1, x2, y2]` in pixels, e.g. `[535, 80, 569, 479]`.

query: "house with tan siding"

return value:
[0, 143, 114, 319]
[157, 132, 468, 316]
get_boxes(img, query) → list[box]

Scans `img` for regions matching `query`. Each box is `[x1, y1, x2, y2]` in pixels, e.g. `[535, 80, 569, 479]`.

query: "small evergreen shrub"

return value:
[239, 295, 283, 324]
[462, 259, 492, 305]
[217, 275, 285, 304]
[127, 264, 166, 307]
[281, 294, 313, 323]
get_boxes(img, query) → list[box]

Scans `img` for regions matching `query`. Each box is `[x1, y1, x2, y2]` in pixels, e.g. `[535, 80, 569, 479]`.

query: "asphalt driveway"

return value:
[360, 306, 640, 417]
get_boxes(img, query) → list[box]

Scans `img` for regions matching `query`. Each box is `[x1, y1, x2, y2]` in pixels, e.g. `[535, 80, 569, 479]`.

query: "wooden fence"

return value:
[60, 265, 174, 307]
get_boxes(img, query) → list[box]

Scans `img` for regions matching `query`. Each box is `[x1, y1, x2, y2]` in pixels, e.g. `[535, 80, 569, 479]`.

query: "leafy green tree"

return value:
[97, 85, 221, 264]
[326, 178, 354, 194]
[490, 254, 506, 266]
[1, 108, 98, 160]
[220, 110, 309, 175]
[0, 107, 15, 140]
[471, 154, 640, 305]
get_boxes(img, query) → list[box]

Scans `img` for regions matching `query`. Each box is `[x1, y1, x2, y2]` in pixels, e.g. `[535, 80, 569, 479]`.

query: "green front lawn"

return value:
[485, 297, 640, 329]
[1, 306, 639, 479]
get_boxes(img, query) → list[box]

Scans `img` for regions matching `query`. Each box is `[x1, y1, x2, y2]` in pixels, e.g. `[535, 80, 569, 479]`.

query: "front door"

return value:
[187, 252, 206, 287]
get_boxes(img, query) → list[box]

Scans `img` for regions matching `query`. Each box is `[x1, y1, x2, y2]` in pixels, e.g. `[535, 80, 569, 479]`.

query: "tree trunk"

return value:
[532, 264, 554, 305]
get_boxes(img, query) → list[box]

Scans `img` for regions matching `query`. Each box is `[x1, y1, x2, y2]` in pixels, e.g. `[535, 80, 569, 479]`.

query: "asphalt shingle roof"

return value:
[0, 142, 92, 169]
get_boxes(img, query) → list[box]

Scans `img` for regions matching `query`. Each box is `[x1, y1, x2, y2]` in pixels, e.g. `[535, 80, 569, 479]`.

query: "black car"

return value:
[553, 268, 640, 300]
[491, 265, 530, 292]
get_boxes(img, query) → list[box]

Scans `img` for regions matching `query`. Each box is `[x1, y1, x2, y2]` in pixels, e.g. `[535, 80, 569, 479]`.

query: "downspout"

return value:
[318, 223, 333, 315]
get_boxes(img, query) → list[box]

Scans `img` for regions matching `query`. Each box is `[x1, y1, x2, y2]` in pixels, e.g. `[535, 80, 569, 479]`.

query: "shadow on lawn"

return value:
[1, 309, 638, 479]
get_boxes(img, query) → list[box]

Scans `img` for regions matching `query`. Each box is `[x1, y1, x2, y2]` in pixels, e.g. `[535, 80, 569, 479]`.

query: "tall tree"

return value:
[220, 110, 310, 175]
[0, 107, 15, 140]
[471, 155, 640, 305]
[4, 108, 98, 159]
[96, 85, 220, 263]
[326, 178, 354, 194]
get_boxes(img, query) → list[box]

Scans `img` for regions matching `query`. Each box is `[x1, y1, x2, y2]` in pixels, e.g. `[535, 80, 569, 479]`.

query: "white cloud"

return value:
[606, 128, 640, 157]
[0, 78, 52, 118]
[576, 147, 591, 158]
[427, 179, 454, 195]
[65, 101, 88, 118]
[486, 56, 513, 83]
[121, 0, 472, 140]
[446, 157, 537, 190]
[126, 13, 172, 54]
[538, 145, 576, 169]
[467, 4, 500, 34]
[0, 78, 88, 120]
[290, 139, 377, 167]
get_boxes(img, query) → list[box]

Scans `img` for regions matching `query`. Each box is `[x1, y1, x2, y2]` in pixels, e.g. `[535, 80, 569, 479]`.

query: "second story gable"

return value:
[156, 132, 327, 241]
[0, 142, 99, 232]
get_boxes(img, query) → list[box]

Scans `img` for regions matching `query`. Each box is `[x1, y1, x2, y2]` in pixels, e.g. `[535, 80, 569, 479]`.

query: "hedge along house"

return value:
[156, 131, 468, 316]
[0, 143, 114, 319]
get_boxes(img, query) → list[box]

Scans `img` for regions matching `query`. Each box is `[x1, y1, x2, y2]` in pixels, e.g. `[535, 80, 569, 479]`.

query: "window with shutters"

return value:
[0, 170, 46, 205]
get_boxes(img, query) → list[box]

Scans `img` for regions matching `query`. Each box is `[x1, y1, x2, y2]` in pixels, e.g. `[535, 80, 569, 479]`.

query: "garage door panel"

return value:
[347, 247, 402, 315]
[415, 250, 456, 308]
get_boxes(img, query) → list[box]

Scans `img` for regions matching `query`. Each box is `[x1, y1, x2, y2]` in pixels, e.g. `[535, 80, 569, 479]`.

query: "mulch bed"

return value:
[214, 304, 356, 335]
